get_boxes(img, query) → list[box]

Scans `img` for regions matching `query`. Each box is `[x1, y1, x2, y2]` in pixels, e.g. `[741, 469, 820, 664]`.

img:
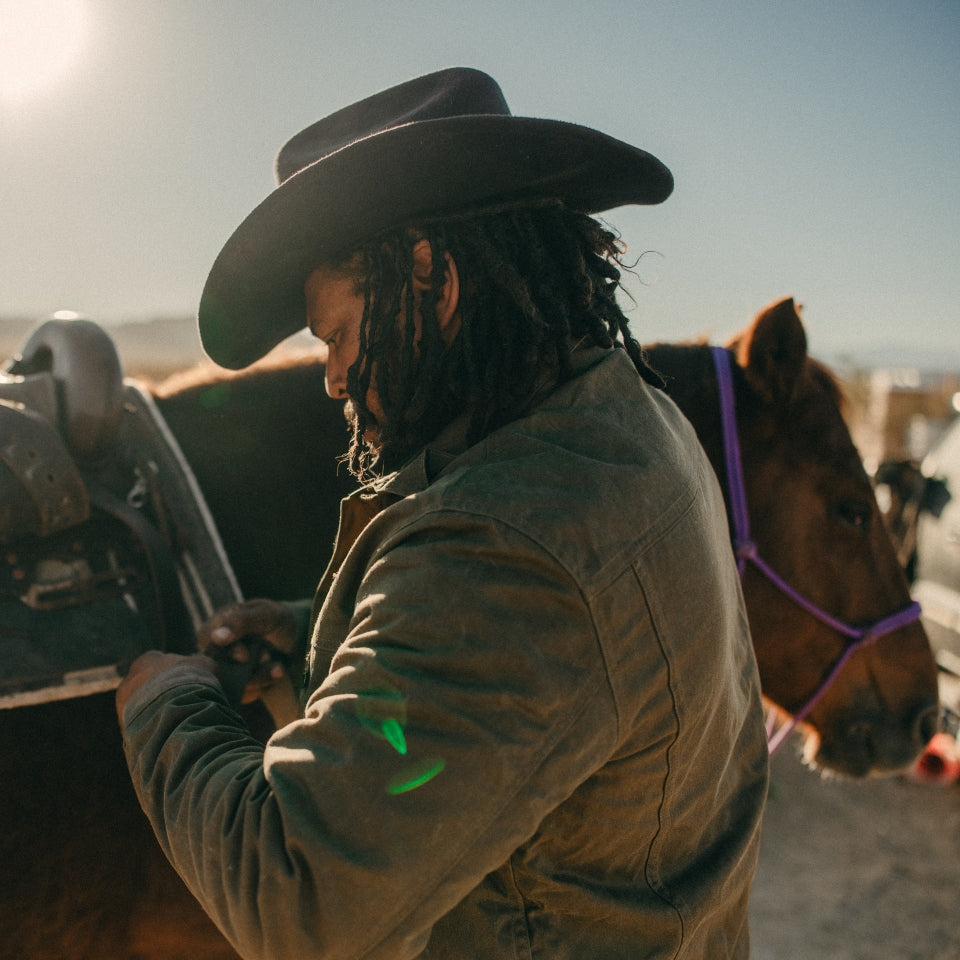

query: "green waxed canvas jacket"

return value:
[121, 346, 769, 960]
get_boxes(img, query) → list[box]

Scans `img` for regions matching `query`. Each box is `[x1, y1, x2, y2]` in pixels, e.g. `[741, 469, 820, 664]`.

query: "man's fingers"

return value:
[198, 600, 297, 655]
[193, 600, 298, 710]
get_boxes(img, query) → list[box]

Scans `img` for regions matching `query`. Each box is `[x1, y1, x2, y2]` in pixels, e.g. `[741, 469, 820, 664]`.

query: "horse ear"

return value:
[731, 297, 808, 406]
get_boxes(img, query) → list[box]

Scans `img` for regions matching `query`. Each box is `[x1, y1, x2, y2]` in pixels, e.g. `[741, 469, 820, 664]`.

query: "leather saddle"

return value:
[0, 319, 243, 708]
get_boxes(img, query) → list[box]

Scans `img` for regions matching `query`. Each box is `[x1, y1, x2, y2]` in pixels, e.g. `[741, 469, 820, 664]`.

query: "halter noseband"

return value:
[710, 346, 922, 755]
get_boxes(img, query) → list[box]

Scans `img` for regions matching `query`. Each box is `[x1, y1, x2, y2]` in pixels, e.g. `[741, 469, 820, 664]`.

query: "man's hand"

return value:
[116, 650, 215, 722]
[115, 600, 300, 727]
[196, 599, 298, 706]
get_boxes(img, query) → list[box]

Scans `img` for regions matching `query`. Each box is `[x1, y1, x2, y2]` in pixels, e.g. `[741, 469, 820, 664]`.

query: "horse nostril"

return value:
[846, 721, 873, 746]
[913, 703, 940, 748]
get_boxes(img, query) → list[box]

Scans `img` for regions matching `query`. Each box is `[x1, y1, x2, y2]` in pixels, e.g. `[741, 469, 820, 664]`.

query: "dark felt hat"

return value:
[199, 67, 673, 369]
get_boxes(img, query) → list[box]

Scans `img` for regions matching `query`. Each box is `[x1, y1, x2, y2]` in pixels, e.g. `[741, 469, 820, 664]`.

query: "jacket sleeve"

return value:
[120, 510, 625, 960]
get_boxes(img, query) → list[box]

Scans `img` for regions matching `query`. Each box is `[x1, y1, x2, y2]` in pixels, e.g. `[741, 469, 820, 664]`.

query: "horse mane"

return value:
[152, 347, 324, 399]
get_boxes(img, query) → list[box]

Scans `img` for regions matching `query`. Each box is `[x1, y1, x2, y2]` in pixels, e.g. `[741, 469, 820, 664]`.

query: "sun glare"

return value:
[0, 0, 88, 104]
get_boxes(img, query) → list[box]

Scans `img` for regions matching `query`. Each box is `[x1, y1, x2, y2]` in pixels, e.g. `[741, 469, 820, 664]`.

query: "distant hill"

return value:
[0, 317, 33, 359]
[3, 314, 958, 384]
[826, 345, 960, 377]
[105, 316, 210, 379]
[0, 315, 210, 381]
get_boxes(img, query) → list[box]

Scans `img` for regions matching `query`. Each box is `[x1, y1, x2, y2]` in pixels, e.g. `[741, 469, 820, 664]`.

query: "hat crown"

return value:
[275, 67, 510, 185]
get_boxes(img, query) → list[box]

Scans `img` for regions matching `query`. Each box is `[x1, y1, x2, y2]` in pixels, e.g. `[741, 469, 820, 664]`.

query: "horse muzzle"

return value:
[806, 696, 940, 778]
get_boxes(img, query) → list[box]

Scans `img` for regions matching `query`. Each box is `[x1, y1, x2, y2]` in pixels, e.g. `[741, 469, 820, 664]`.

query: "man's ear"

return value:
[412, 239, 461, 342]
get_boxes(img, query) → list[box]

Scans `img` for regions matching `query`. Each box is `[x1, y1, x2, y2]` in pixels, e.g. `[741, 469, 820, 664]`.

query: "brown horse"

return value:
[0, 299, 939, 958]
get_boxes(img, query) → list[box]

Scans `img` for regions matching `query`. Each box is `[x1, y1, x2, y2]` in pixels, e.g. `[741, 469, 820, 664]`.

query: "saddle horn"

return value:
[6, 319, 125, 462]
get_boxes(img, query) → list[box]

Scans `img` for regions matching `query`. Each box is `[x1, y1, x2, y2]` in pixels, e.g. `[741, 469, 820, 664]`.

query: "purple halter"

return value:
[710, 346, 922, 755]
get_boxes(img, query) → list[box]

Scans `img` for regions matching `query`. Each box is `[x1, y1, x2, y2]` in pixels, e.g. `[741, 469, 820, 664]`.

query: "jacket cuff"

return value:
[120, 661, 223, 726]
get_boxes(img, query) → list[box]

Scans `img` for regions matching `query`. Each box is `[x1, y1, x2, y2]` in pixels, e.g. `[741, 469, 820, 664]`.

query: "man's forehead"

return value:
[304, 266, 365, 332]
[305, 254, 368, 292]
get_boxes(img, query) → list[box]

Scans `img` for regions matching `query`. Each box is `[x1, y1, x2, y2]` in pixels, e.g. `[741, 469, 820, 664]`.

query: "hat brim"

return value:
[199, 115, 673, 369]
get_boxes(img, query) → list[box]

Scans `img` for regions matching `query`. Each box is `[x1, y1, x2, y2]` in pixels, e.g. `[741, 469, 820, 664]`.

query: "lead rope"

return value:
[710, 347, 922, 755]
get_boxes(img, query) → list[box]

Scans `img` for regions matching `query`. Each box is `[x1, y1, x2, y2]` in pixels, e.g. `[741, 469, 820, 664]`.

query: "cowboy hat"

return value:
[198, 67, 673, 369]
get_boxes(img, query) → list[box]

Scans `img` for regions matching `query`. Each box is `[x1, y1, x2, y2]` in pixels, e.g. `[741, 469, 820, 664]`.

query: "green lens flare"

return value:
[381, 718, 407, 755]
[199, 382, 232, 409]
[387, 758, 446, 795]
[355, 689, 408, 749]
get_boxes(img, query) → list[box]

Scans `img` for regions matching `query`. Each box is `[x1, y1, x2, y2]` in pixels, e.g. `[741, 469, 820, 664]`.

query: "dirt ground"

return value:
[750, 736, 959, 960]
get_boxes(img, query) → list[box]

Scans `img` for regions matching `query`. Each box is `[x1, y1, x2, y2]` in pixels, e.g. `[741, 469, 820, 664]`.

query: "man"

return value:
[117, 68, 768, 959]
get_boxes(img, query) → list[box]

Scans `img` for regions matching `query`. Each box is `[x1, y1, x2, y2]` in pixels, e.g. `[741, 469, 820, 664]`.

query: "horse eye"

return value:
[833, 498, 873, 531]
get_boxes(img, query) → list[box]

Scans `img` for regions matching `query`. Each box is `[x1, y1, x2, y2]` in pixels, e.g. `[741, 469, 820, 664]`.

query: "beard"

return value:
[343, 397, 383, 452]
[342, 397, 357, 429]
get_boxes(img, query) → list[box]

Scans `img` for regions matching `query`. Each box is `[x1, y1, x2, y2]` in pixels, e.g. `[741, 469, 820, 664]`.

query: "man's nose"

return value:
[325, 368, 347, 400]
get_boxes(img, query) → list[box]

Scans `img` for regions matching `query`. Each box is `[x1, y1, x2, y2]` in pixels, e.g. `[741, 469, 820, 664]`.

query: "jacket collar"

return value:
[371, 343, 616, 501]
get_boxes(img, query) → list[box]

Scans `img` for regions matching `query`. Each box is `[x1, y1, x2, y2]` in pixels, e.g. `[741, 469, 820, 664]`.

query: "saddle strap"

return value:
[85, 482, 192, 655]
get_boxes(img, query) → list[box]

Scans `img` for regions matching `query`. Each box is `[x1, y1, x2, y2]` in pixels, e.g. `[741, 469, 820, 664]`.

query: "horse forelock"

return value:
[804, 356, 845, 410]
[784, 356, 859, 463]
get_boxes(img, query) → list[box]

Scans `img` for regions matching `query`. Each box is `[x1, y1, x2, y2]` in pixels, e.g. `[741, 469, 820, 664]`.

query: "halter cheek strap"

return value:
[710, 346, 922, 755]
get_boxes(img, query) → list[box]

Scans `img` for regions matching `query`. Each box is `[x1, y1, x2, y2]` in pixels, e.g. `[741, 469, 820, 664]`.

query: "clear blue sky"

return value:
[2, 0, 957, 366]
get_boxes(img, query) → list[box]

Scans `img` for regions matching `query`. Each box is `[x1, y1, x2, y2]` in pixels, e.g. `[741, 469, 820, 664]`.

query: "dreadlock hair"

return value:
[337, 199, 663, 481]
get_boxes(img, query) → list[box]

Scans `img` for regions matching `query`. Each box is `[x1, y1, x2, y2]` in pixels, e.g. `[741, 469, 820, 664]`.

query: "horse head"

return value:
[647, 298, 940, 777]
[725, 300, 940, 774]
